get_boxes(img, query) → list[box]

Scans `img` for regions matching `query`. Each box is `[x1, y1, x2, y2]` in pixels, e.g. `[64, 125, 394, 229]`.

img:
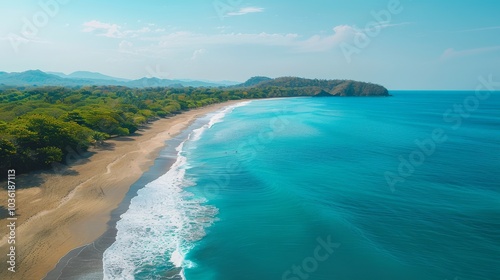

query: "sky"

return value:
[1, 0, 499, 89]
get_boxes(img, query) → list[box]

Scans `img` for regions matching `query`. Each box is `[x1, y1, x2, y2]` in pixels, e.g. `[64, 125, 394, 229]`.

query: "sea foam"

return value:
[190, 101, 251, 142]
[102, 102, 248, 279]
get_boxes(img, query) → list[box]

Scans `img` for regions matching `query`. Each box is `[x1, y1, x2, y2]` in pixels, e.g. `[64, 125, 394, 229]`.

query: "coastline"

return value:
[0, 100, 244, 280]
[45, 107, 213, 280]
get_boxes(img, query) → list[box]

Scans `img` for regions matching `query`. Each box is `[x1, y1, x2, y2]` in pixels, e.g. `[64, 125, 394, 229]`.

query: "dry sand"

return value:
[0, 100, 243, 280]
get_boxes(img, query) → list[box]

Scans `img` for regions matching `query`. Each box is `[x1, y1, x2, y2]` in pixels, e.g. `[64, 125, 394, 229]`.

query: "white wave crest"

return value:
[102, 102, 250, 279]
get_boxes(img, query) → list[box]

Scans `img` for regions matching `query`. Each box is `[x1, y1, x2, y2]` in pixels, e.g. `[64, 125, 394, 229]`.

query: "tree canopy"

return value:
[0, 78, 388, 174]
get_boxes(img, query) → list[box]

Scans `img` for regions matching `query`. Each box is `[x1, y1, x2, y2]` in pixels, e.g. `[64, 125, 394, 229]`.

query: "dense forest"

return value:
[0, 77, 388, 175]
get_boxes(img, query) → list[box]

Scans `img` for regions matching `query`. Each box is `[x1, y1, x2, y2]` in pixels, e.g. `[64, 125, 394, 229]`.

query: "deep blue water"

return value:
[103, 91, 500, 280]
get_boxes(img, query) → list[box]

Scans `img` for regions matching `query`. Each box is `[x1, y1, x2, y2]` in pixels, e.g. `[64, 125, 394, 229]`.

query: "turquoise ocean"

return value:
[103, 91, 500, 280]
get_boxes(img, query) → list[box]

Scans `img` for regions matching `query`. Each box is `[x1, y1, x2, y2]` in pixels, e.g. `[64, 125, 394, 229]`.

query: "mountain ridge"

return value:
[48, 71, 131, 82]
[0, 70, 238, 88]
[0, 71, 389, 96]
[235, 76, 389, 97]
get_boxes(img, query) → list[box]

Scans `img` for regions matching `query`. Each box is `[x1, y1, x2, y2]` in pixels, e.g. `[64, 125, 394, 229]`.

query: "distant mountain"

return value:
[237, 76, 272, 87]
[179, 79, 240, 86]
[0, 70, 234, 88]
[0, 71, 389, 96]
[125, 77, 227, 88]
[213, 80, 241, 86]
[49, 71, 131, 82]
[46, 71, 69, 78]
[236, 76, 389, 97]
[126, 78, 183, 88]
[0, 70, 88, 87]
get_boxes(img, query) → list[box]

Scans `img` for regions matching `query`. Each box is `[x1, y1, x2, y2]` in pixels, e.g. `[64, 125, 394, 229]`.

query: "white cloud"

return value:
[132, 26, 355, 57]
[119, 40, 134, 53]
[82, 20, 123, 38]
[227, 7, 264, 16]
[124, 27, 152, 38]
[441, 46, 500, 60]
[296, 23, 410, 52]
[191, 48, 207, 60]
[111, 22, 408, 60]
[81, 18, 408, 57]
[374, 21, 412, 29]
[296, 25, 359, 52]
[155, 31, 299, 50]
[82, 20, 163, 39]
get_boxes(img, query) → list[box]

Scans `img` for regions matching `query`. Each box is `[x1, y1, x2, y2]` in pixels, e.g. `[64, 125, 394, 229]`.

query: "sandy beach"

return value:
[0, 100, 242, 280]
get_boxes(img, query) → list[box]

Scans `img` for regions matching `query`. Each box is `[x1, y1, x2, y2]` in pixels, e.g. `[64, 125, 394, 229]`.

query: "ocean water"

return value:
[103, 92, 500, 280]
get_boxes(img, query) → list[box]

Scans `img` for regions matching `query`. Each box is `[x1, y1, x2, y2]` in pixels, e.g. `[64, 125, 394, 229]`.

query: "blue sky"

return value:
[1, 0, 499, 89]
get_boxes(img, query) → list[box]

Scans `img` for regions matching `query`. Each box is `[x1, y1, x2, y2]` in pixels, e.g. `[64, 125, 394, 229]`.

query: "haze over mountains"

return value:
[0, 70, 389, 97]
[47, 71, 131, 82]
[0, 70, 240, 88]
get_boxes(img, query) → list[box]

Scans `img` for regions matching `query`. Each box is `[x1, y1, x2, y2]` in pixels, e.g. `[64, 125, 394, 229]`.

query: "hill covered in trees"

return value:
[235, 76, 389, 97]
[0, 77, 389, 175]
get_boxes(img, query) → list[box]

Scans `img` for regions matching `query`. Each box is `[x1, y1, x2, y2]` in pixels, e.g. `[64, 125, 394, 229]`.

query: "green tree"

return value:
[12, 115, 93, 156]
[0, 138, 16, 172]
[62, 111, 87, 126]
[36, 146, 63, 165]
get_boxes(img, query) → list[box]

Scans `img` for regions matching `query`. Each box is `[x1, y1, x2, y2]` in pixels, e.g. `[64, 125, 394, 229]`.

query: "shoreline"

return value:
[0, 100, 244, 280]
[45, 108, 206, 280]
